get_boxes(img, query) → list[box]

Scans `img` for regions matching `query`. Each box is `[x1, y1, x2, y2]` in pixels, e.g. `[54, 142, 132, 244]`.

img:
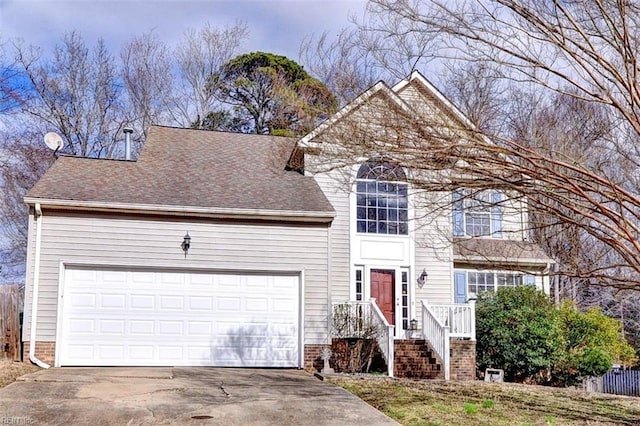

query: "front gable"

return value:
[299, 70, 553, 330]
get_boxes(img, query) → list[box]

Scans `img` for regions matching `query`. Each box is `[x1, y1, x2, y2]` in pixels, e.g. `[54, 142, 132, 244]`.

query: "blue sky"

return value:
[0, 0, 367, 60]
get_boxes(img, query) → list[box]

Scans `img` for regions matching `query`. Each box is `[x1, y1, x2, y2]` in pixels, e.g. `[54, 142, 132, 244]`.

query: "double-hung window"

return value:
[453, 189, 503, 238]
[356, 159, 408, 235]
[454, 269, 536, 302]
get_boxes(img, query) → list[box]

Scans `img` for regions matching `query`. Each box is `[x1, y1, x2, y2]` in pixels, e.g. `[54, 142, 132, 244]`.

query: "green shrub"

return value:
[553, 303, 637, 385]
[476, 287, 637, 386]
[476, 286, 562, 382]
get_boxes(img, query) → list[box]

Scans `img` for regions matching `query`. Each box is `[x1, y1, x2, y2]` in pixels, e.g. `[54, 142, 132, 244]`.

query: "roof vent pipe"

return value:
[123, 127, 133, 160]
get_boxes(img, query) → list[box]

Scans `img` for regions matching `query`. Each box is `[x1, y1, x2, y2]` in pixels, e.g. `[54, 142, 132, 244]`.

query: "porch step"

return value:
[394, 339, 445, 379]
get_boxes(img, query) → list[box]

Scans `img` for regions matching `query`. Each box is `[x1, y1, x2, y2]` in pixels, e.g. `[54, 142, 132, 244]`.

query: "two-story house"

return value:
[21, 71, 552, 379]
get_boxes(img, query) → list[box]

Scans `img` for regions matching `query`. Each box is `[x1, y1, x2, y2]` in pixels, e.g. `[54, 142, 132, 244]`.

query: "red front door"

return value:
[370, 269, 395, 325]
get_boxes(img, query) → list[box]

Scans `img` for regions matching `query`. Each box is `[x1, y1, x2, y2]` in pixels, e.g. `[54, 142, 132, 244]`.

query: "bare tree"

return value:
[300, 29, 383, 106]
[302, 1, 640, 291]
[300, 9, 439, 107]
[171, 22, 249, 127]
[15, 32, 126, 158]
[120, 31, 173, 145]
[440, 62, 505, 135]
[0, 129, 54, 283]
[0, 39, 28, 114]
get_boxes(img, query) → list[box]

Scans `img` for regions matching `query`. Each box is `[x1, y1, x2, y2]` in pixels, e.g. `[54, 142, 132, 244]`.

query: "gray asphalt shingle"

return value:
[27, 126, 335, 217]
[453, 238, 553, 264]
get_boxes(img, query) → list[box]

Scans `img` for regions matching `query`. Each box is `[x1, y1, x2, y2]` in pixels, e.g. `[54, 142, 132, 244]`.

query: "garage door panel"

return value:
[103, 270, 127, 283]
[99, 319, 125, 334]
[70, 293, 96, 309]
[130, 295, 155, 309]
[60, 269, 300, 367]
[245, 297, 268, 312]
[217, 297, 241, 311]
[188, 321, 212, 336]
[129, 346, 154, 359]
[189, 297, 213, 310]
[100, 294, 126, 308]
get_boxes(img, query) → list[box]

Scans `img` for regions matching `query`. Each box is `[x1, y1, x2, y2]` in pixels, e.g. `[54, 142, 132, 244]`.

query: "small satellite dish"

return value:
[43, 132, 64, 156]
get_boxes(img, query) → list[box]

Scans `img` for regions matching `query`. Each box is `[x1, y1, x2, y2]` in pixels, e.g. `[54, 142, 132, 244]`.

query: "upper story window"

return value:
[453, 189, 503, 238]
[356, 159, 408, 235]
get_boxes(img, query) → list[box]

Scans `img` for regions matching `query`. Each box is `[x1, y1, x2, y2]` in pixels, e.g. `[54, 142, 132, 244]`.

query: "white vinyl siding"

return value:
[22, 211, 330, 346]
[306, 159, 351, 305]
[413, 189, 455, 304]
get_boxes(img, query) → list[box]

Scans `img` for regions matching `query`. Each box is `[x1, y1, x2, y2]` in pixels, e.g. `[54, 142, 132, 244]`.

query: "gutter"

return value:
[29, 203, 50, 369]
[23, 197, 336, 223]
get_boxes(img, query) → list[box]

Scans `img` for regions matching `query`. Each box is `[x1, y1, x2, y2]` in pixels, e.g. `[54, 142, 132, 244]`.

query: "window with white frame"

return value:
[496, 273, 523, 289]
[457, 270, 535, 299]
[468, 271, 495, 294]
[356, 159, 408, 235]
[453, 190, 503, 238]
[401, 270, 409, 330]
[354, 266, 364, 301]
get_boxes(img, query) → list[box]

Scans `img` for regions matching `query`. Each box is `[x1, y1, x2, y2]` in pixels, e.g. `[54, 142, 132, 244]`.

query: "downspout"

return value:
[29, 203, 50, 368]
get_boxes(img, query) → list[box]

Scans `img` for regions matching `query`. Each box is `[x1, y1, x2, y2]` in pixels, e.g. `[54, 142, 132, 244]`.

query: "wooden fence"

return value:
[0, 284, 23, 361]
[602, 370, 640, 397]
[582, 370, 640, 397]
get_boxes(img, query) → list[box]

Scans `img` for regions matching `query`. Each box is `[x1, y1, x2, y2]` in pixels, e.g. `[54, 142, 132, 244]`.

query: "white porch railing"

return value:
[427, 300, 476, 340]
[421, 301, 450, 380]
[331, 300, 395, 377]
[421, 300, 476, 381]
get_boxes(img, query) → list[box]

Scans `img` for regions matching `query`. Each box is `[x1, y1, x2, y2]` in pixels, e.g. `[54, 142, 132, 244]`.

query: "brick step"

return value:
[395, 354, 434, 360]
[394, 339, 445, 380]
[395, 352, 437, 359]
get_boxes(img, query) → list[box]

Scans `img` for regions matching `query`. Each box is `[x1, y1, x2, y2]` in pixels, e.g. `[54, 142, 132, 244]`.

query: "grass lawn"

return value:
[0, 361, 39, 388]
[328, 376, 640, 426]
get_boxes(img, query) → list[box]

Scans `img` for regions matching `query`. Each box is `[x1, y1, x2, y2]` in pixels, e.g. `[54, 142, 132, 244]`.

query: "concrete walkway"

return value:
[0, 367, 399, 425]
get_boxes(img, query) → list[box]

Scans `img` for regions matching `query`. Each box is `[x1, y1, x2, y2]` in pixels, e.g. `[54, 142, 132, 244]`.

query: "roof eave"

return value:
[452, 254, 555, 267]
[24, 197, 336, 223]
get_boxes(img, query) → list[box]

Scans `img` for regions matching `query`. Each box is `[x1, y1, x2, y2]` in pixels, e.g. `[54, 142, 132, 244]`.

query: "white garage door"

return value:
[59, 268, 300, 367]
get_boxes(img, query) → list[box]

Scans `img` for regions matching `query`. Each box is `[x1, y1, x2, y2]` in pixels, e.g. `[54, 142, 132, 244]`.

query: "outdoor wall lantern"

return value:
[416, 269, 428, 287]
[181, 232, 191, 257]
[409, 319, 418, 331]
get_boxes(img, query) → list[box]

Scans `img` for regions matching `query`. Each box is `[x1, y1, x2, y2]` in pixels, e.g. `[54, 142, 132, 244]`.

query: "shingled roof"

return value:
[453, 238, 554, 267]
[26, 126, 335, 222]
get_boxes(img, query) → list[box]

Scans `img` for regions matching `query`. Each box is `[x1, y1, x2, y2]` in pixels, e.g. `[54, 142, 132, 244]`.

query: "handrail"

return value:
[331, 300, 395, 377]
[421, 300, 450, 380]
[427, 301, 476, 340]
[369, 299, 395, 378]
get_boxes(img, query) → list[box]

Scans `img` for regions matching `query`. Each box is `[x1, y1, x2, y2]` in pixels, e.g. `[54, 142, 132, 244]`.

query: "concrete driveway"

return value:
[0, 367, 398, 425]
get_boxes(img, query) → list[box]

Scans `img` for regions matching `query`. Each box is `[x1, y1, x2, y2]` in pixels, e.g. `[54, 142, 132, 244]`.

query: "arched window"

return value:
[356, 159, 408, 235]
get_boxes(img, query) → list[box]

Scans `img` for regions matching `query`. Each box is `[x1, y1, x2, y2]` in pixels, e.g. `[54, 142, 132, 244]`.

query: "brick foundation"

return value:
[450, 339, 476, 381]
[304, 344, 326, 372]
[22, 341, 56, 366]
[20, 342, 335, 371]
